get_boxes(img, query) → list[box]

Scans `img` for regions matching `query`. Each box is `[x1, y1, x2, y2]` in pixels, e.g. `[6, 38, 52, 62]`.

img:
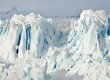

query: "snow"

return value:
[0, 0, 110, 19]
[0, 10, 110, 80]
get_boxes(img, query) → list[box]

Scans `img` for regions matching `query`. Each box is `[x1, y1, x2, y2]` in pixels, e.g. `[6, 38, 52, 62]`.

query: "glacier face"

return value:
[0, 10, 110, 80]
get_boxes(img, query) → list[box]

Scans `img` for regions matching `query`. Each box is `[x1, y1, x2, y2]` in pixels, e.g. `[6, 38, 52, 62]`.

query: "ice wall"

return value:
[0, 10, 110, 80]
[0, 13, 65, 61]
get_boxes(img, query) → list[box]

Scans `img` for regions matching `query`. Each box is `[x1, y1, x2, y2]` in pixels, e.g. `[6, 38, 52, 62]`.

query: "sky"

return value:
[0, 0, 110, 18]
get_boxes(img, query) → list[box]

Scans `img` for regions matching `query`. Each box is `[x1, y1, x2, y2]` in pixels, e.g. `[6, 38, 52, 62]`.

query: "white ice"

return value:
[0, 10, 110, 80]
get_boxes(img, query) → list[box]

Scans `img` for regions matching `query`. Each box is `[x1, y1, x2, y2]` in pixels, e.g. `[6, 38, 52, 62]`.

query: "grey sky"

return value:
[0, 0, 110, 17]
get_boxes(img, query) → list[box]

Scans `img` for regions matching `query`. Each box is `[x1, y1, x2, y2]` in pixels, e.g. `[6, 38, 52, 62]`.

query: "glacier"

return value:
[0, 10, 110, 80]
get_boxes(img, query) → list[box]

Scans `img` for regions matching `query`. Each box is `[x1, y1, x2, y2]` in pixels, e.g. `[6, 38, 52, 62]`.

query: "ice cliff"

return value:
[0, 10, 110, 80]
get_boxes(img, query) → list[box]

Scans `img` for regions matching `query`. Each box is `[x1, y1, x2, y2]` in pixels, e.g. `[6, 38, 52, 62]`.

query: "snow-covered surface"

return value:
[0, 0, 110, 19]
[0, 10, 110, 80]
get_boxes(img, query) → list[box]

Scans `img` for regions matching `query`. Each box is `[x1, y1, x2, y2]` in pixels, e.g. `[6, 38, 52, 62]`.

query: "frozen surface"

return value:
[0, 10, 110, 80]
[0, 0, 110, 19]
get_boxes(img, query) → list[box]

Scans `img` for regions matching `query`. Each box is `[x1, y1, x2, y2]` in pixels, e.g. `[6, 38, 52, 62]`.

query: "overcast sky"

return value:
[0, 0, 110, 17]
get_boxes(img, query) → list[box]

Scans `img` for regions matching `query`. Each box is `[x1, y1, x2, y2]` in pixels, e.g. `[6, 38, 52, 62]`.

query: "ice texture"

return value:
[0, 10, 110, 80]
